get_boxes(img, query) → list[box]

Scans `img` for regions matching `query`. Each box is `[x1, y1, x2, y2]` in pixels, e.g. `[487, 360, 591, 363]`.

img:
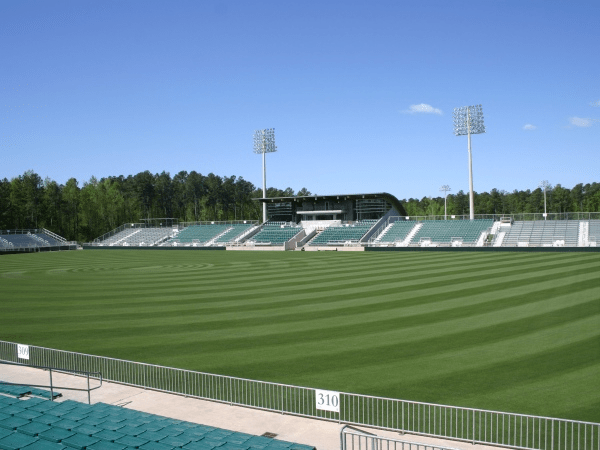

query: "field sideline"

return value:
[1, 250, 599, 423]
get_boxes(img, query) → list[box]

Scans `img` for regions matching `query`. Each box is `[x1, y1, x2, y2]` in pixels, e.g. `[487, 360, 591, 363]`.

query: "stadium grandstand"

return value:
[84, 193, 600, 250]
[0, 229, 76, 253]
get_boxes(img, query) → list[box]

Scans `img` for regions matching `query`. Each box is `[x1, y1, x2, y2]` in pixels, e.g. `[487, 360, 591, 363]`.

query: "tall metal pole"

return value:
[440, 185, 451, 220]
[539, 180, 550, 220]
[262, 151, 267, 223]
[467, 111, 475, 220]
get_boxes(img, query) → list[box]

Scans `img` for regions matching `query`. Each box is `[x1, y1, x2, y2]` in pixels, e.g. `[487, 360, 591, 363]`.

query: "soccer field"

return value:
[1, 250, 599, 423]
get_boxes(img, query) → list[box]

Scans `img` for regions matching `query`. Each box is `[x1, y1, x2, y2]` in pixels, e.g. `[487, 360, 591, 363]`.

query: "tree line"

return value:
[401, 183, 600, 218]
[1, 169, 598, 242]
[0, 170, 311, 242]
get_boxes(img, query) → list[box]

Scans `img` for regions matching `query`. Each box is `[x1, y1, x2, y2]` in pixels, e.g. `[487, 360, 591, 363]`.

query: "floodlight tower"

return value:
[453, 105, 485, 220]
[539, 180, 551, 220]
[253, 128, 277, 223]
[440, 185, 451, 220]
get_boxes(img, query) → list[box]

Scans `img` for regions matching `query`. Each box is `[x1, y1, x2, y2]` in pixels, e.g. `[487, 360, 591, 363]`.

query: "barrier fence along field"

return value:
[340, 425, 464, 450]
[1, 341, 598, 450]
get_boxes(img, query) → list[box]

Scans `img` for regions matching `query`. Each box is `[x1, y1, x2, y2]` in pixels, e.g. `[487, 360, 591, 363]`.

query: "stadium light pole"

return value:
[253, 128, 277, 223]
[453, 105, 485, 220]
[539, 180, 551, 220]
[440, 185, 451, 220]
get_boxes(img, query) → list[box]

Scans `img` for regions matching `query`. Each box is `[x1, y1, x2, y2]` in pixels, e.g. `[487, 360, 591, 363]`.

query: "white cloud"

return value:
[403, 103, 442, 115]
[523, 124, 536, 130]
[591, 100, 600, 107]
[569, 117, 596, 127]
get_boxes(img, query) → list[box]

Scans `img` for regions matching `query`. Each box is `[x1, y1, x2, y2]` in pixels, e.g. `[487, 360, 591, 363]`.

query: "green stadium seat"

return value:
[87, 440, 126, 450]
[18, 399, 46, 409]
[28, 390, 61, 401]
[21, 440, 66, 450]
[0, 417, 30, 431]
[158, 435, 193, 448]
[0, 432, 10, 442]
[15, 411, 43, 422]
[51, 421, 78, 432]
[0, 385, 31, 398]
[114, 435, 149, 448]
[26, 404, 60, 415]
[0, 432, 38, 450]
[71, 425, 100, 437]
[38, 428, 75, 443]
[135, 433, 169, 444]
[61, 433, 100, 450]
[92, 431, 125, 443]
[1, 406, 27, 416]
[16, 421, 51, 437]
[31, 416, 62, 427]
[138, 441, 173, 450]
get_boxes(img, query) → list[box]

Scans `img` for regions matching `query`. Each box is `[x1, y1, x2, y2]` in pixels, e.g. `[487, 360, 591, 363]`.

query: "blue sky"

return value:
[2, 0, 598, 199]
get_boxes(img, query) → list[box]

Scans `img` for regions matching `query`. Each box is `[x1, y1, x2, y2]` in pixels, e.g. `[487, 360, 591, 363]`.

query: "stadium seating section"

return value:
[376, 221, 416, 244]
[0, 391, 315, 450]
[588, 220, 600, 244]
[309, 221, 374, 245]
[100, 228, 173, 247]
[170, 225, 230, 244]
[501, 221, 579, 247]
[213, 224, 253, 244]
[88, 219, 600, 248]
[411, 219, 493, 245]
[250, 224, 303, 245]
[0, 232, 65, 250]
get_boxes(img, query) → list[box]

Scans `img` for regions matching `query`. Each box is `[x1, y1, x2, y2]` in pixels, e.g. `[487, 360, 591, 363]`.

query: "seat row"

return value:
[0, 392, 314, 450]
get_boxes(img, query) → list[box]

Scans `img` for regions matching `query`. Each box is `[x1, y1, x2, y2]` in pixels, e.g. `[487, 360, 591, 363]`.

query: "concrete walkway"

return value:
[1, 364, 505, 450]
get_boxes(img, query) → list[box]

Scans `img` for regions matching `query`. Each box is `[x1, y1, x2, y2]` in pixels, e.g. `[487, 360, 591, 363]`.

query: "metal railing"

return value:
[395, 213, 600, 222]
[341, 425, 463, 450]
[1, 341, 597, 450]
[0, 360, 102, 404]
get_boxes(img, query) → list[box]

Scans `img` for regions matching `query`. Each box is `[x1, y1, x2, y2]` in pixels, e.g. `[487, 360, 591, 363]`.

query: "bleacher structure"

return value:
[0, 392, 315, 450]
[247, 223, 304, 246]
[497, 220, 579, 247]
[91, 222, 257, 248]
[308, 221, 375, 247]
[0, 230, 75, 253]
[84, 193, 600, 251]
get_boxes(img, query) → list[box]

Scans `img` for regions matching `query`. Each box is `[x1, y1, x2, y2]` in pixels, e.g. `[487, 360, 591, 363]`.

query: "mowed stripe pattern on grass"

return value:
[1, 250, 599, 423]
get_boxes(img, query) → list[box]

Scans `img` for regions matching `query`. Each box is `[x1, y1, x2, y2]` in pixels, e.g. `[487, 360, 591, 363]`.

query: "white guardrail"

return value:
[341, 425, 464, 450]
[1, 341, 598, 450]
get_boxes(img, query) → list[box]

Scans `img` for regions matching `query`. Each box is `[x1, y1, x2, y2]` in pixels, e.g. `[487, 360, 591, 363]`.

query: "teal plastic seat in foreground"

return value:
[87, 440, 126, 450]
[0, 432, 38, 450]
[0, 395, 315, 450]
[21, 440, 65, 450]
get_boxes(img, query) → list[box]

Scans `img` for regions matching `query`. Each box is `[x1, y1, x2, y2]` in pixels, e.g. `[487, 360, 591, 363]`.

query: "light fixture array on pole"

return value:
[539, 180, 551, 220]
[253, 128, 277, 223]
[453, 104, 485, 220]
[440, 185, 451, 220]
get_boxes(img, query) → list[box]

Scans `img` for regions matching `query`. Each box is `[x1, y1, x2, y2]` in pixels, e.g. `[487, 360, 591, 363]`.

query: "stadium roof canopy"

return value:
[254, 192, 407, 216]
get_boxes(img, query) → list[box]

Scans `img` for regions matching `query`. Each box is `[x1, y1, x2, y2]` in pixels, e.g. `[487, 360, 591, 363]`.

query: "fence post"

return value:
[49, 369, 54, 402]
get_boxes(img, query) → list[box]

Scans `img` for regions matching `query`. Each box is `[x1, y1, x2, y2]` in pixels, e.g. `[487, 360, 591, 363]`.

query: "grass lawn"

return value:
[1, 250, 599, 422]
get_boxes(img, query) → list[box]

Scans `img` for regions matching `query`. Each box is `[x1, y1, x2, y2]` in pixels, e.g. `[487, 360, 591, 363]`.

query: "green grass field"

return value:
[1, 250, 599, 423]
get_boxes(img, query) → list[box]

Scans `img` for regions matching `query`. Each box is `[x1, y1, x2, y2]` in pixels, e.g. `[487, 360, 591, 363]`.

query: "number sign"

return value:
[17, 344, 30, 360]
[315, 389, 340, 413]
